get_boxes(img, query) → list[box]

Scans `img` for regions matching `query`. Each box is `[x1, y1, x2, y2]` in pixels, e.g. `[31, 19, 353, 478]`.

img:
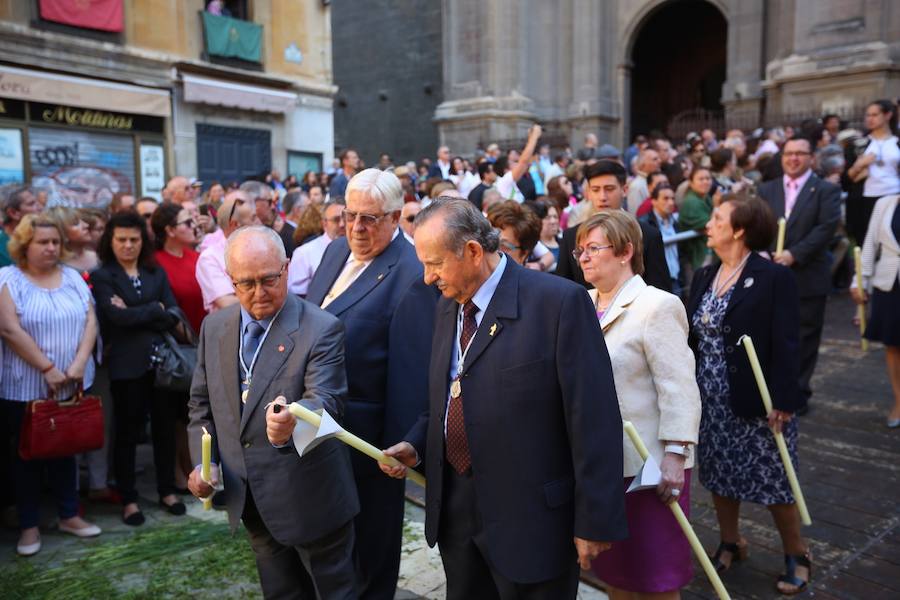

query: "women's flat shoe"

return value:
[16, 537, 41, 557]
[123, 510, 145, 526]
[59, 522, 102, 538]
[159, 499, 186, 516]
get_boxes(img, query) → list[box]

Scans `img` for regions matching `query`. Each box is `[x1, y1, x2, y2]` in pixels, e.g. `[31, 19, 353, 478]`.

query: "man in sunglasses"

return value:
[188, 225, 359, 599]
[306, 168, 438, 599]
[399, 200, 421, 245]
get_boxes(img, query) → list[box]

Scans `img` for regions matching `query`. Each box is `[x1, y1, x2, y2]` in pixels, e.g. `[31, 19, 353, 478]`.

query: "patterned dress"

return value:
[693, 285, 798, 505]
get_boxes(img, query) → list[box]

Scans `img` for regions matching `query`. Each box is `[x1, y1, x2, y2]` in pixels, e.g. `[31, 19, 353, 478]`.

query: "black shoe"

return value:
[159, 498, 186, 516]
[211, 491, 227, 510]
[123, 510, 145, 526]
[777, 552, 812, 595]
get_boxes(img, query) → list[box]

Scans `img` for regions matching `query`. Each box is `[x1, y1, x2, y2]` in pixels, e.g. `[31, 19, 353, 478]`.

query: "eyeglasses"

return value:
[783, 151, 811, 158]
[343, 209, 390, 227]
[227, 199, 246, 223]
[499, 239, 522, 252]
[177, 219, 196, 228]
[572, 244, 614, 260]
[231, 264, 287, 293]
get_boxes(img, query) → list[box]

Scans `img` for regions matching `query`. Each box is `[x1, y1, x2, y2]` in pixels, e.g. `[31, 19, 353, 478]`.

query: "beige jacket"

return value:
[590, 276, 701, 478]
[857, 195, 900, 293]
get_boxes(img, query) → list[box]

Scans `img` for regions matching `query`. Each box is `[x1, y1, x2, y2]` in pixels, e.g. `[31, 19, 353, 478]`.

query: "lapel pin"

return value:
[744, 277, 754, 289]
[489, 323, 498, 337]
[278, 345, 285, 353]
[377, 273, 385, 281]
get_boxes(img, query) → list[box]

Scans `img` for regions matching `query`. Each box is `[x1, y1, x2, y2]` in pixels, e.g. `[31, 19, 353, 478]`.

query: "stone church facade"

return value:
[333, 0, 899, 162]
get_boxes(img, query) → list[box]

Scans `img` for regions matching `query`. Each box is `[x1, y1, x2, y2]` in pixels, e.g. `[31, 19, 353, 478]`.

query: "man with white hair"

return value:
[428, 145, 452, 180]
[188, 226, 359, 599]
[240, 180, 296, 255]
[305, 168, 437, 599]
[626, 148, 662, 215]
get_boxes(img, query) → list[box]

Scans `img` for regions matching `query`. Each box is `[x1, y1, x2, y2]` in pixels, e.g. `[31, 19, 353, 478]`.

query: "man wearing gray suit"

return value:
[187, 226, 359, 599]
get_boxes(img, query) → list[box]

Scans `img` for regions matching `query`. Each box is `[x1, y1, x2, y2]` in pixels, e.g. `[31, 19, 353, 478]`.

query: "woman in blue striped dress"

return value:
[0, 213, 102, 557]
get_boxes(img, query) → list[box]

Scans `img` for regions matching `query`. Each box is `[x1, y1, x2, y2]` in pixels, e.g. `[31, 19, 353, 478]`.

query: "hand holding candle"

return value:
[287, 402, 426, 488]
[853, 246, 869, 351]
[623, 421, 731, 600]
[738, 336, 812, 525]
[201, 426, 212, 510]
[775, 217, 786, 256]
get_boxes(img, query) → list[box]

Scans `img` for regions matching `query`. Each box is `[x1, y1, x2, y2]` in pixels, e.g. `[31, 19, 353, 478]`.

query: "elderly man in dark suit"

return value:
[187, 226, 359, 599]
[305, 168, 437, 600]
[556, 160, 672, 292]
[382, 198, 627, 599]
[757, 136, 841, 413]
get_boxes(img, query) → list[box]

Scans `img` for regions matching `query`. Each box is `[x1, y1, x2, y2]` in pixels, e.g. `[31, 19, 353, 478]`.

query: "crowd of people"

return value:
[1, 97, 899, 600]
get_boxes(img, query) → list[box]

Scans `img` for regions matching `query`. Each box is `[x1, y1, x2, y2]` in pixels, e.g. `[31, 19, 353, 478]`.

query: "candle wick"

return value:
[202, 426, 209, 435]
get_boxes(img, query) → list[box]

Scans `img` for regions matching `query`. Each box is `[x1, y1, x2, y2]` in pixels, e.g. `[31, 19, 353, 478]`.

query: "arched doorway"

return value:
[629, 0, 727, 139]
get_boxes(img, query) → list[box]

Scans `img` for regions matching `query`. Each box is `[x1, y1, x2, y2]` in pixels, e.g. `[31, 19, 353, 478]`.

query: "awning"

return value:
[0, 64, 170, 117]
[182, 74, 297, 114]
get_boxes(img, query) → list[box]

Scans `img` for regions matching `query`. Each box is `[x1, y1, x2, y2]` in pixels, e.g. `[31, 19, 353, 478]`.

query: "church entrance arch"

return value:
[628, 0, 727, 139]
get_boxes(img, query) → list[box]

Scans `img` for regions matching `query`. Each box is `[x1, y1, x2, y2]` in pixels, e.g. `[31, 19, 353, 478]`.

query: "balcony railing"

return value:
[200, 11, 263, 68]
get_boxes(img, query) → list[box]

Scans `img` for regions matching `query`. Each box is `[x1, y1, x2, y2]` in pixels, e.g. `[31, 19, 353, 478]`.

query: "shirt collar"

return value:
[469, 253, 507, 313]
[783, 169, 812, 191]
[240, 306, 275, 333]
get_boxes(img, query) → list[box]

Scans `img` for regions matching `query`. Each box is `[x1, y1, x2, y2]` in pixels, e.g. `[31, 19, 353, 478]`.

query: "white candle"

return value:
[622, 421, 732, 600]
[201, 426, 212, 510]
[288, 403, 427, 488]
[854, 246, 868, 351]
[738, 336, 811, 525]
[775, 217, 786, 256]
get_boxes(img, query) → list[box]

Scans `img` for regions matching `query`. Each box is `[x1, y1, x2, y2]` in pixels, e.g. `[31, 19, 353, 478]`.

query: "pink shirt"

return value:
[782, 169, 812, 218]
[195, 232, 234, 312]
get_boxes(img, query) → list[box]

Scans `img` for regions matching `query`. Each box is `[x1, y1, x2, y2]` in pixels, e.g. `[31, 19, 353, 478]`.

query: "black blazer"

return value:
[404, 260, 627, 583]
[556, 216, 672, 292]
[305, 234, 438, 464]
[687, 252, 802, 417]
[757, 172, 841, 297]
[91, 262, 179, 381]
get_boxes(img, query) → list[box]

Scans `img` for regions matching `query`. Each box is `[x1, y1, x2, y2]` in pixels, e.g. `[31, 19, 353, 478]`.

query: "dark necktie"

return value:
[446, 300, 478, 474]
[241, 321, 266, 377]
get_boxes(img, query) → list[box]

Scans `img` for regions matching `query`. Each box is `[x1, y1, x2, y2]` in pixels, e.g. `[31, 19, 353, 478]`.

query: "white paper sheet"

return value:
[292, 408, 342, 457]
[626, 454, 662, 493]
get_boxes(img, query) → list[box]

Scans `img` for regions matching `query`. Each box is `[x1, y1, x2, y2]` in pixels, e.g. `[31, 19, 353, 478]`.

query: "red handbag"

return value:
[18, 387, 104, 461]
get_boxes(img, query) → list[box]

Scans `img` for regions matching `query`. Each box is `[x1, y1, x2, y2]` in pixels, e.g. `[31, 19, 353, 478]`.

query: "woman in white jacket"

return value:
[851, 193, 900, 427]
[576, 210, 701, 600]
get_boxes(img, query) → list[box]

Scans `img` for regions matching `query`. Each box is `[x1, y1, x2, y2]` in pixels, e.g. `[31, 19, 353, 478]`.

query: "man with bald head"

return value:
[195, 190, 260, 313]
[162, 176, 191, 205]
[188, 226, 359, 599]
[306, 168, 437, 599]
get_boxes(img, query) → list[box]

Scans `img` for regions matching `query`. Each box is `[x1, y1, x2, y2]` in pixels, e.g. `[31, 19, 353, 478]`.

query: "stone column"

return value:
[721, 0, 765, 129]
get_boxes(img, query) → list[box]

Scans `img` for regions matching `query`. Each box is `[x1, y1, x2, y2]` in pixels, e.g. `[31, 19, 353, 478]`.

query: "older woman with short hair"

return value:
[0, 214, 102, 556]
[576, 210, 701, 599]
[688, 194, 810, 595]
[487, 200, 542, 267]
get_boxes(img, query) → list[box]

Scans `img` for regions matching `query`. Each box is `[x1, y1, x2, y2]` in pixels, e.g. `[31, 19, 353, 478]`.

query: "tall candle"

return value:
[622, 421, 731, 600]
[775, 217, 786, 255]
[738, 336, 811, 525]
[854, 246, 869, 351]
[288, 403, 427, 488]
[201, 426, 212, 510]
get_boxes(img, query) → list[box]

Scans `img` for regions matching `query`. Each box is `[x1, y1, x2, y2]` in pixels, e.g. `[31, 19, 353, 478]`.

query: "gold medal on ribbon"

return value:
[241, 388, 249, 403]
[450, 379, 461, 399]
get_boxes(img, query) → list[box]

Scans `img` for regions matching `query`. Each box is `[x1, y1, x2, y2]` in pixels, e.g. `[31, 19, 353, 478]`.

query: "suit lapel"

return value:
[725, 253, 764, 317]
[459, 261, 519, 375]
[687, 265, 716, 318]
[770, 180, 786, 220]
[217, 307, 242, 430]
[600, 276, 644, 332]
[324, 234, 403, 316]
[239, 297, 300, 434]
[431, 299, 457, 427]
[110, 263, 141, 305]
[306, 240, 351, 306]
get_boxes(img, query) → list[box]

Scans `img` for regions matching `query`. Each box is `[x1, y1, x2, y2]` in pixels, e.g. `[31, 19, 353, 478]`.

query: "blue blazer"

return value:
[305, 234, 437, 460]
[687, 252, 802, 417]
[404, 260, 627, 583]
